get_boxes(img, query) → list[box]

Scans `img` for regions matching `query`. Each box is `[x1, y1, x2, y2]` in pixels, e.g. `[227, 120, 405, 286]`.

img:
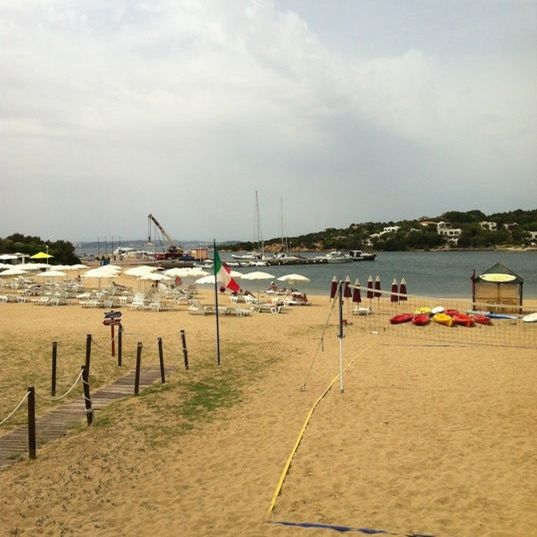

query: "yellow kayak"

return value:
[433, 312, 453, 327]
[414, 306, 432, 315]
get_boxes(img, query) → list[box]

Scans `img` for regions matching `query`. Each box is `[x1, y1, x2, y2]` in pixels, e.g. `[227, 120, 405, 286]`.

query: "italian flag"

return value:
[214, 247, 240, 293]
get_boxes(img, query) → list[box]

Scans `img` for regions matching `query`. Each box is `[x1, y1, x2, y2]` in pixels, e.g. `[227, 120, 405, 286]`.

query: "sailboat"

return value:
[271, 197, 304, 265]
[231, 191, 269, 265]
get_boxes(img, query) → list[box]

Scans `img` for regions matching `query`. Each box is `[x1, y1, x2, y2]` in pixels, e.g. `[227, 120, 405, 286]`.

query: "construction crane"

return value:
[147, 213, 184, 260]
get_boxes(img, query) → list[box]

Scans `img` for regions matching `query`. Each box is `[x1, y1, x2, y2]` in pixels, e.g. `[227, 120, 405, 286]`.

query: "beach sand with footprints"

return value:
[0, 289, 536, 537]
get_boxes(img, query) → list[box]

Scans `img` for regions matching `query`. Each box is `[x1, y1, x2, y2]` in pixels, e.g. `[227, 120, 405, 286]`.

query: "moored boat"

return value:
[348, 249, 377, 261]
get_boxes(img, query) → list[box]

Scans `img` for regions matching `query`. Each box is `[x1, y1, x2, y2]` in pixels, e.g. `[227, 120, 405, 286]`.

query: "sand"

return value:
[0, 289, 536, 537]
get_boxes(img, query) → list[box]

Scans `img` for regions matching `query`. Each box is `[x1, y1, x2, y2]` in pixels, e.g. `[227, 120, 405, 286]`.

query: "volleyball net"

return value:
[343, 285, 536, 349]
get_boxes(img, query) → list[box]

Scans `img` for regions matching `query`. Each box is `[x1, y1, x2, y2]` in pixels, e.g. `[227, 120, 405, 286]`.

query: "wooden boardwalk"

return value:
[0, 365, 177, 470]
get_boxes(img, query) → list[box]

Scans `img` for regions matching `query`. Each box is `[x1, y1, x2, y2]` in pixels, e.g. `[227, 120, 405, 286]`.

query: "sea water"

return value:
[234, 251, 537, 298]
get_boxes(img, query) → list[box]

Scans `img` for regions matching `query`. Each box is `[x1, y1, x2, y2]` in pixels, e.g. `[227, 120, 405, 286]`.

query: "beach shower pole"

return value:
[338, 281, 344, 393]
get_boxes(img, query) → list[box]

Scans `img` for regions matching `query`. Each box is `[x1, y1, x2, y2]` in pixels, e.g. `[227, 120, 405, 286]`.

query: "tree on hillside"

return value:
[0, 234, 80, 264]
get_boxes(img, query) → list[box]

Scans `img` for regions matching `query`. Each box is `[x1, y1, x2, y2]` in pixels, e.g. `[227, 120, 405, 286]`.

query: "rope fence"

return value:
[35, 369, 84, 402]
[0, 391, 29, 428]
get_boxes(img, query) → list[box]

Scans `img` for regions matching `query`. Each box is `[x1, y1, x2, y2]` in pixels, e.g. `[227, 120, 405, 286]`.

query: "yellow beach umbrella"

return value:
[30, 251, 53, 260]
[30, 251, 53, 265]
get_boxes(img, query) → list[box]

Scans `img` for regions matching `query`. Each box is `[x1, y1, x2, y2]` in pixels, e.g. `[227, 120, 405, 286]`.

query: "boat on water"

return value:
[314, 251, 352, 264]
[348, 249, 377, 261]
[313, 249, 377, 263]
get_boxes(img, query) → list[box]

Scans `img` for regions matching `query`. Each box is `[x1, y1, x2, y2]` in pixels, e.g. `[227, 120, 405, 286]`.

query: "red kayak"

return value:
[473, 314, 492, 325]
[452, 313, 475, 327]
[390, 313, 413, 324]
[412, 313, 430, 326]
[445, 309, 459, 317]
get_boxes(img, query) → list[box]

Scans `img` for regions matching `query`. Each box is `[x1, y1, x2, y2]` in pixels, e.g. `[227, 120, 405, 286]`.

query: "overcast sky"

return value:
[1, 1, 536, 242]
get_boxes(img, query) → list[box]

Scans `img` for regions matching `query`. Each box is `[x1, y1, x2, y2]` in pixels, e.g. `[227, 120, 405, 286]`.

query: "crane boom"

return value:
[147, 213, 184, 259]
[148, 213, 175, 247]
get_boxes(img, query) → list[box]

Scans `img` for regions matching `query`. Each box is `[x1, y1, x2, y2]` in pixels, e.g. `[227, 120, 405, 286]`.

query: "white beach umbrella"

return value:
[19, 262, 48, 270]
[241, 271, 275, 281]
[82, 266, 119, 288]
[277, 273, 310, 284]
[188, 267, 210, 277]
[124, 265, 159, 277]
[0, 254, 18, 261]
[241, 270, 275, 298]
[164, 267, 197, 277]
[41, 270, 67, 278]
[195, 270, 241, 285]
[139, 273, 172, 281]
[82, 268, 117, 278]
[0, 267, 28, 276]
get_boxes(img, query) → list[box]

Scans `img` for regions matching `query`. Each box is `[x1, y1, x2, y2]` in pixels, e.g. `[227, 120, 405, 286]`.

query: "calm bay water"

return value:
[232, 251, 537, 298]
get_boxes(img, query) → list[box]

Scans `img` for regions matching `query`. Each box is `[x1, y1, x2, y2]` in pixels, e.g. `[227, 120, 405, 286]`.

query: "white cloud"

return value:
[1, 0, 535, 241]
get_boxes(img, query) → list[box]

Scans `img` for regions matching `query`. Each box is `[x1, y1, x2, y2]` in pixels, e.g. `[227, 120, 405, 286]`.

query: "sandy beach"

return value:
[1, 289, 536, 537]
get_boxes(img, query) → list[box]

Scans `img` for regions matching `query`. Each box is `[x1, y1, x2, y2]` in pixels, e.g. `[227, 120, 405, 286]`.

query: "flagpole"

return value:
[213, 239, 221, 366]
[338, 281, 344, 393]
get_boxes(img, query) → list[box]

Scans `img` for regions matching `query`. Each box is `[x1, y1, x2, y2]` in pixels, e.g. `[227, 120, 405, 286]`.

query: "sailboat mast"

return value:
[255, 190, 264, 257]
[280, 197, 289, 253]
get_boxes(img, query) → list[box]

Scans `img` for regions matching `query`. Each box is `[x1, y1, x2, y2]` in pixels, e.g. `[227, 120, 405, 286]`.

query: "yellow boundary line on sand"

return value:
[267, 346, 369, 515]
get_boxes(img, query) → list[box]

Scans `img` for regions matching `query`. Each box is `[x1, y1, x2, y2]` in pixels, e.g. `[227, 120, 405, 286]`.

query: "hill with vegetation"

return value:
[231, 209, 537, 252]
[0, 234, 80, 264]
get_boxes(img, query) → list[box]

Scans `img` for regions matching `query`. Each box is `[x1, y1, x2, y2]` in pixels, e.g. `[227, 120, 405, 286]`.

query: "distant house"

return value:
[382, 226, 400, 234]
[528, 231, 537, 241]
[480, 221, 497, 231]
[503, 223, 518, 231]
[437, 225, 462, 239]
[419, 220, 436, 227]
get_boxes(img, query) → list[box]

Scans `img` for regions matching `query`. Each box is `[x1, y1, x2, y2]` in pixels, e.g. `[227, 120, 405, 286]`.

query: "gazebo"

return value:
[472, 262, 523, 313]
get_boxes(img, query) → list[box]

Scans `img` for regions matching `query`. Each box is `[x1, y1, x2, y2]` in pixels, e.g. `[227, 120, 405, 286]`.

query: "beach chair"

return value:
[253, 303, 282, 314]
[130, 293, 147, 310]
[188, 299, 214, 315]
[149, 296, 169, 312]
[224, 306, 251, 316]
[353, 306, 372, 316]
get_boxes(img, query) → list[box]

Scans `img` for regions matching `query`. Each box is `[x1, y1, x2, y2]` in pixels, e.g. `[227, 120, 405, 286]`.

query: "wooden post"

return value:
[117, 324, 123, 367]
[27, 386, 36, 460]
[81, 365, 93, 426]
[180, 329, 189, 370]
[110, 323, 116, 357]
[84, 334, 92, 379]
[51, 341, 58, 397]
[134, 342, 142, 395]
[158, 337, 165, 384]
